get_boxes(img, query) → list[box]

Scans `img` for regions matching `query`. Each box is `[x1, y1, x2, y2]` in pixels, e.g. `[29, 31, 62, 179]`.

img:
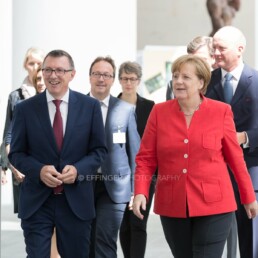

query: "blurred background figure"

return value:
[166, 36, 215, 100]
[1, 142, 8, 185]
[1, 156, 8, 185]
[2, 47, 45, 214]
[89, 56, 140, 258]
[206, 0, 241, 36]
[186, 36, 216, 69]
[117, 61, 155, 258]
[32, 64, 46, 94]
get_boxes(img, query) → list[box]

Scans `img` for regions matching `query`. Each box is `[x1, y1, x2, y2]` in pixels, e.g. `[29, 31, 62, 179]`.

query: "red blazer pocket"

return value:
[201, 180, 222, 203]
[202, 133, 221, 150]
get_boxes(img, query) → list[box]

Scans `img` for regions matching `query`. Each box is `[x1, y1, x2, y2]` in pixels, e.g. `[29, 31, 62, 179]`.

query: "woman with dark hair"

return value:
[117, 61, 156, 258]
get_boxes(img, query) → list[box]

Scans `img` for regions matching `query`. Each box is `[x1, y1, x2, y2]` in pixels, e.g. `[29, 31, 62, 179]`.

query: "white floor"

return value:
[1, 174, 239, 258]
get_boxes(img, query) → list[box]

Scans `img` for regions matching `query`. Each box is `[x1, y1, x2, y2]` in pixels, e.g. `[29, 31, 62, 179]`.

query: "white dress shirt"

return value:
[221, 63, 249, 147]
[221, 62, 244, 95]
[89, 93, 110, 126]
[46, 89, 69, 135]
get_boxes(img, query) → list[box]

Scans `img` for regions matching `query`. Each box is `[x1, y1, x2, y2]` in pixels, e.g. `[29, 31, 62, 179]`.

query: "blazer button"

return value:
[184, 154, 188, 158]
[182, 169, 187, 173]
[184, 139, 189, 144]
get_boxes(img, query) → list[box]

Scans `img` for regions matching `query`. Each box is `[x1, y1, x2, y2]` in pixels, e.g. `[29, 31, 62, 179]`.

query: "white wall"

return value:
[0, 0, 12, 205]
[138, 0, 257, 68]
[0, 0, 12, 138]
[12, 0, 137, 95]
[1, 0, 137, 205]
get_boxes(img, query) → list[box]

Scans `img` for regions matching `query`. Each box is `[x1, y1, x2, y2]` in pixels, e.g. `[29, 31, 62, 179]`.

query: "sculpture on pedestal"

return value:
[206, 0, 241, 36]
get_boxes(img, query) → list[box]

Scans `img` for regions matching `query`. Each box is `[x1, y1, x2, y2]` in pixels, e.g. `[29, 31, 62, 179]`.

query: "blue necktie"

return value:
[223, 73, 233, 104]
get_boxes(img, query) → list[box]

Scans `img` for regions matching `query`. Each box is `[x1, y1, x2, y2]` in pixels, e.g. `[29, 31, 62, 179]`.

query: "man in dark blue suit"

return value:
[206, 26, 258, 258]
[88, 56, 140, 258]
[9, 50, 107, 258]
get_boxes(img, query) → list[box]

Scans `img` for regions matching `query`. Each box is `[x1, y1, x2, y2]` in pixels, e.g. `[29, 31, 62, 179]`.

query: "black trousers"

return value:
[160, 212, 233, 258]
[119, 175, 156, 258]
[22, 193, 92, 258]
[90, 178, 127, 258]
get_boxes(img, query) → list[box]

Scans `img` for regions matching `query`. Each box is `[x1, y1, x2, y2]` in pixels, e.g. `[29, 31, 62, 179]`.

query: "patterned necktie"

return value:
[223, 73, 233, 104]
[52, 100, 63, 194]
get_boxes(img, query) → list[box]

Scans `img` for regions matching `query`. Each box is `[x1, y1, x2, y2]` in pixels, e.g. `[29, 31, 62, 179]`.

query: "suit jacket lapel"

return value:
[105, 95, 117, 132]
[231, 65, 252, 106]
[35, 92, 58, 152]
[212, 69, 224, 101]
[62, 90, 79, 152]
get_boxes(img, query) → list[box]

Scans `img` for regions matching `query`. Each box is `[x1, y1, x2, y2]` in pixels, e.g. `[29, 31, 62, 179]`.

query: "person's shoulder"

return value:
[150, 99, 175, 114]
[155, 99, 174, 108]
[113, 96, 133, 107]
[70, 90, 98, 104]
[204, 97, 230, 111]
[8, 88, 22, 98]
[210, 67, 221, 77]
[243, 63, 258, 77]
[15, 92, 42, 108]
[111, 96, 136, 115]
[137, 94, 155, 106]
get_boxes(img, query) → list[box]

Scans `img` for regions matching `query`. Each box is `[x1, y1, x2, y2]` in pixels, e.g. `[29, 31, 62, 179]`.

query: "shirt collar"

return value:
[221, 62, 244, 81]
[46, 89, 70, 103]
[90, 92, 110, 107]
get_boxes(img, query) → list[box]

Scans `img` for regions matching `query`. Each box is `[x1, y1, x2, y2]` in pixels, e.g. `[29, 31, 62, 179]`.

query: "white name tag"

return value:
[113, 131, 126, 144]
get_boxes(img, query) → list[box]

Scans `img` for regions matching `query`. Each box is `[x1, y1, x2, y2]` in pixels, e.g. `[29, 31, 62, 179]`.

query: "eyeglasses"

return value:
[119, 77, 139, 83]
[42, 68, 73, 77]
[91, 72, 114, 80]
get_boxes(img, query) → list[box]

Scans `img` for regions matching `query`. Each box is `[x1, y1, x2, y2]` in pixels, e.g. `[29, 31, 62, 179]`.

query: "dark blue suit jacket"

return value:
[206, 65, 258, 189]
[9, 90, 107, 220]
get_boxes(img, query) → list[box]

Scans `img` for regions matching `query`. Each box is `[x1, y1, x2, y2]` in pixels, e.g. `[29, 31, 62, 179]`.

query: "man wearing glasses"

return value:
[88, 56, 140, 258]
[9, 50, 107, 258]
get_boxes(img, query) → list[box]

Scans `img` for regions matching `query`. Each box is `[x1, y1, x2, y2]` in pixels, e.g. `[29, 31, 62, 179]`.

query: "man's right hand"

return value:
[6, 144, 25, 184]
[10, 164, 25, 183]
[1, 168, 8, 185]
[40, 165, 63, 188]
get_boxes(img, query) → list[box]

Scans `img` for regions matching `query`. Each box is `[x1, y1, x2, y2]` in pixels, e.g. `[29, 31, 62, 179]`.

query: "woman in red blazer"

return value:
[133, 55, 258, 258]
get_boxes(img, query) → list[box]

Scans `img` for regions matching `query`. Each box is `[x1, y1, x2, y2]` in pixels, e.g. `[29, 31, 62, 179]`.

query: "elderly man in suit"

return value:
[9, 50, 107, 258]
[88, 56, 140, 258]
[206, 26, 258, 258]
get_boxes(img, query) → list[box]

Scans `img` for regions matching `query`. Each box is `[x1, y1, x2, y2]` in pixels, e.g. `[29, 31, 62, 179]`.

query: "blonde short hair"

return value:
[172, 54, 211, 94]
[23, 47, 45, 69]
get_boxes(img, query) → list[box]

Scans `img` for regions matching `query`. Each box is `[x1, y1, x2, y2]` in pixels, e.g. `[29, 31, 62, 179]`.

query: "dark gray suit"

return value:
[90, 95, 140, 258]
[206, 65, 258, 258]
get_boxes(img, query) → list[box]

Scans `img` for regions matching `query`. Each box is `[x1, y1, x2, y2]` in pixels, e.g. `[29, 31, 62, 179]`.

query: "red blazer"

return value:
[134, 97, 256, 218]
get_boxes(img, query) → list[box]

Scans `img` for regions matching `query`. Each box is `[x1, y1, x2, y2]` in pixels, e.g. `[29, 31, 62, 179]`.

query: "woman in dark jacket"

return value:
[117, 61, 156, 258]
[3, 47, 45, 213]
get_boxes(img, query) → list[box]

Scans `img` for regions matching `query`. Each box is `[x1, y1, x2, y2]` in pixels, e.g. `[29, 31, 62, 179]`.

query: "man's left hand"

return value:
[58, 165, 77, 184]
[237, 132, 247, 145]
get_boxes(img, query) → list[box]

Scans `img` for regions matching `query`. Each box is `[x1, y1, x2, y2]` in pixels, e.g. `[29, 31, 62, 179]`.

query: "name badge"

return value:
[113, 126, 126, 144]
